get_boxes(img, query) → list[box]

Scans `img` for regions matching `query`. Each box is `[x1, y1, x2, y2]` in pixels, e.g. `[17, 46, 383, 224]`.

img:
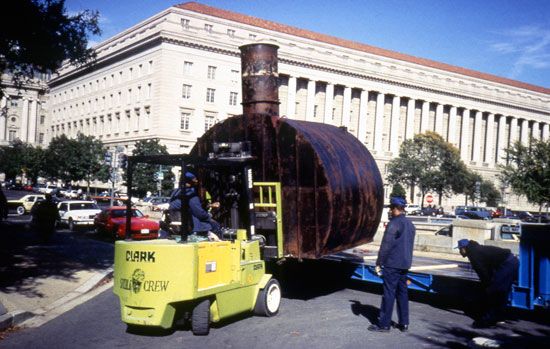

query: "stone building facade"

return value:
[0, 73, 49, 147]
[47, 3, 550, 209]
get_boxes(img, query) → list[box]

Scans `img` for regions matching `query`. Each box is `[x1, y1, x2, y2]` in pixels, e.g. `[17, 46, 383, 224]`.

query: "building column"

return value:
[0, 96, 6, 141]
[472, 111, 483, 163]
[484, 113, 494, 164]
[448, 106, 457, 146]
[509, 117, 518, 145]
[341, 86, 352, 128]
[542, 123, 549, 141]
[390, 95, 401, 154]
[420, 100, 429, 133]
[28, 99, 38, 143]
[532, 121, 540, 140]
[460, 109, 470, 160]
[323, 83, 334, 124]
[286, 76, 297, 118]
[435, 103, 444, 136]
[405, 98, 415, 140]
[357, 90, 369, 144]
[20, 98, 29, 142]
[305, 79, 316, 122]
[496, 115, 507, 164]
[520, 119, 529, 145]
[373, 92, 385, 152]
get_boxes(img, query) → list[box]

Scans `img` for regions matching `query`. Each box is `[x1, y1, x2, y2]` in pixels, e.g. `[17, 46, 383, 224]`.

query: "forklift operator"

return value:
[169, 172, 221, 241]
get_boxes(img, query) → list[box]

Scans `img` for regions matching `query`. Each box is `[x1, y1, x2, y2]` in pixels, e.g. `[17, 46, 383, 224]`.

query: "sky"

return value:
[65, 0, 550, 89]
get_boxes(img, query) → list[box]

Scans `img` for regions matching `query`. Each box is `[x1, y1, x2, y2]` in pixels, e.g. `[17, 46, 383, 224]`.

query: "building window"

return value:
[205, 115, 216, 131]
[227, 29, 235, 38]
[231, 69, 239, 83]
[138, 64, 143, 77]
[38, 133, 44, 144]
[8, 130, 16, 141]
[180, 112, 190, 130]
[148, 60, 153, 74]
[229, 92, 238, 106]
[207, 66, 216, 80]
[314, 105, 318, 118]
[182, 84, 192, 99]
[127, 88, 132, 104]
[206, 88, 215, 103]
[10, 99, 18, 107]
[181, 18, 190, 30]
[204, 24, 213, 34]
[40, 115, 45, 124]
[147, 83, 152, 99]
[129, 67, 133, 80]
[184, 61, 193, 75]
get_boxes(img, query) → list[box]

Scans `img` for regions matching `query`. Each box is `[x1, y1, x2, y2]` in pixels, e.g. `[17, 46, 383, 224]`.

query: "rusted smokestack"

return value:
[239, 43, 279, 117]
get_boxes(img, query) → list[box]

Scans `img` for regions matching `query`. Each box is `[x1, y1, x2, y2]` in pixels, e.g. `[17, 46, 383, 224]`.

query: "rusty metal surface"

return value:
[191, 43, 383, 259]
[191, 115, 383, 259]
[240, 43, 279, 117]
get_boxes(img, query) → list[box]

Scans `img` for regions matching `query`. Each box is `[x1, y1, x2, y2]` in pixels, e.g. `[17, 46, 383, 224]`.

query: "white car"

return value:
[64, 190, 80, 199]
[405, 204, 421, 214]
[57, 200, 102, 231]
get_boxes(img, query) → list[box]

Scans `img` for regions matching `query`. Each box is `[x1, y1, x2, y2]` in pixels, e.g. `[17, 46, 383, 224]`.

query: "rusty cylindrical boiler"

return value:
[191, 43, 384, 259]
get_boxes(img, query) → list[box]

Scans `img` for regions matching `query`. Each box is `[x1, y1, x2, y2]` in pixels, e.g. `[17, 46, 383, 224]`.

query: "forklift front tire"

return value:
[191, 299, 211, 335]
[254, 278, 281, 317]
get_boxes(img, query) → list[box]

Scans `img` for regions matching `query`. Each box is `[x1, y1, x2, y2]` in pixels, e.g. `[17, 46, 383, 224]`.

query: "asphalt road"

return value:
[2, 278, 549, 349]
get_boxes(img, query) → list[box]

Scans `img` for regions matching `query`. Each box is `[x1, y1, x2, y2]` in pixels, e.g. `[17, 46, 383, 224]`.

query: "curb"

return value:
[0, 268, 113, 331]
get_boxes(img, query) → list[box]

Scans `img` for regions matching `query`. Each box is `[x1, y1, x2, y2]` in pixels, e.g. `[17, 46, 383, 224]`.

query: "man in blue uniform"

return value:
[368, 196, 416, 333]
[456, 239, 519, 328]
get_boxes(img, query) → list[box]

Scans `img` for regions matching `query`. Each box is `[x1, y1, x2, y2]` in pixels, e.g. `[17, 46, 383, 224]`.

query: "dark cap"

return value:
[390, 196, 407, 207]
[185, 172, 196, 180]
[455, 239, 470, 249]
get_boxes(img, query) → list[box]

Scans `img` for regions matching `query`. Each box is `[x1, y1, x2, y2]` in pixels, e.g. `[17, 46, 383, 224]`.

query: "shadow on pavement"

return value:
[349, 300, 379, 324]
[0, 220, 113, 298]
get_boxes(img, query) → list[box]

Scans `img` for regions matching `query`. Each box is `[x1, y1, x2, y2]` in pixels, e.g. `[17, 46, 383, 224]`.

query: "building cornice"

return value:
[175, 2, 549, 95]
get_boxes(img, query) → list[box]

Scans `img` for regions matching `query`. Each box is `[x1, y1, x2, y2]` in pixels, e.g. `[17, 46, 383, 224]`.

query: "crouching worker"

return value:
[456, 239, 519, 328]
[169, 172, 221, 241]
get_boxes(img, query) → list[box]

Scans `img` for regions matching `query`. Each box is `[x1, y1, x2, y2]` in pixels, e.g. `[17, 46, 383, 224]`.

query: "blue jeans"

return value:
[378, 267, 409, 328]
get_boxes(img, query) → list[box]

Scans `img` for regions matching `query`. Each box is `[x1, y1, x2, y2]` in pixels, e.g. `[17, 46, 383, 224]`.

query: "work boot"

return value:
[395, 323, 409, 332]
[367, 324, 390, 332]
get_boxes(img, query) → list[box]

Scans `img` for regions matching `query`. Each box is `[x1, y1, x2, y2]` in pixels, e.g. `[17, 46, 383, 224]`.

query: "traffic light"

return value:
[118, 153, 127, 168]
[104, 152, 113, 166]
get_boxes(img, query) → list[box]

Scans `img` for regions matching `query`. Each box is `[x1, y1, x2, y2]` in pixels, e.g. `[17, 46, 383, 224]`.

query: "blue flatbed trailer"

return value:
[327, 223, 549, 311]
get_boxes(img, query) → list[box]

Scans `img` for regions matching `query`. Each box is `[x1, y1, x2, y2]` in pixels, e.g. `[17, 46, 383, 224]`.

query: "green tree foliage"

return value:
[0, 140, 45, 183]
[480, 179, 501, 207]
[0, 0, 100, 95]
[129, 139, 174, 198]
[500, 139, 550, 217]
[387, 132, 470, 206]
[44, 133, 108, 191]
[390, 183, 406, 199]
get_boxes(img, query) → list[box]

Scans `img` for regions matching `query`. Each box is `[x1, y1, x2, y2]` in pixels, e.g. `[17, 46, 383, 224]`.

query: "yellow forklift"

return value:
[113, 142, 284, 335]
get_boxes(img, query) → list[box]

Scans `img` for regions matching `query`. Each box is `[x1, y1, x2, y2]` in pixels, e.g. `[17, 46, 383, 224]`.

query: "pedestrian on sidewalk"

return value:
[368, 196, 416, 333]
[456, 239, 519, 328]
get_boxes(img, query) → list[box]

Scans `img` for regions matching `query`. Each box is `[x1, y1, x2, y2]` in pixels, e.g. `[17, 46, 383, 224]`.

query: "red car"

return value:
[94, 206, 160, 240]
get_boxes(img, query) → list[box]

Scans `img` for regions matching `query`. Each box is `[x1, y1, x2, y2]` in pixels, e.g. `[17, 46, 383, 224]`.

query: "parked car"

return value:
[7, 194, 46, 215]
[57, 200, 102, 231]
[454, 206, 491, 220]
[150, 197, 171, 212]
[64, 190, 80, 199]
[514, 211, 536, 222]
[405, 204, 421, 215]
[94, 206, 160, 240]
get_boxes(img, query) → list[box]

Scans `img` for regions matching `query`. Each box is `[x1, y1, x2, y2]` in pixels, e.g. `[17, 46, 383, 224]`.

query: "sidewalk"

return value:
[0, 219, 114, 331]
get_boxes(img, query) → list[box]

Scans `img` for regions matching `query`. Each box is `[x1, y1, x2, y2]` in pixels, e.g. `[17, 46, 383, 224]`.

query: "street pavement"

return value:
[1, 281, 548, 348]
[0, 213, 113, 331]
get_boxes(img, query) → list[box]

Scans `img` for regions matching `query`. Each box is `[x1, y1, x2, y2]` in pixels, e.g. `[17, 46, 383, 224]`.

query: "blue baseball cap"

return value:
[390, 196, 407, 207]
[185, 172, 196, 180]
[455, 239, 470, 249]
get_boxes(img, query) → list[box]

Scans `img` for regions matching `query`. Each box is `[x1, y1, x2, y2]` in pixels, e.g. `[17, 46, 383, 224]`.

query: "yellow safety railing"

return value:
[253, 182, 283, 258]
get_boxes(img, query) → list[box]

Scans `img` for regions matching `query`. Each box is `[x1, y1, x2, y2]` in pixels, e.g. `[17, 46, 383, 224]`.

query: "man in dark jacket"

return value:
[457, 239, 519, 328]
[169, 172, 221, 240]
[368, 196, 416, 333]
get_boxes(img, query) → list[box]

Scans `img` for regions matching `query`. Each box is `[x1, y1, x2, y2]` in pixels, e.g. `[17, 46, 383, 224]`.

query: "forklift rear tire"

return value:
[254, 278, 281, 317]
[191, 299, 210, 335]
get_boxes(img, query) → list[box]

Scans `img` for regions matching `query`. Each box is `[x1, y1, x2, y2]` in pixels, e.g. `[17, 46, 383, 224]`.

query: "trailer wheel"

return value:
[191, 299, 210, 335]
[254, 278, 281, 317]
